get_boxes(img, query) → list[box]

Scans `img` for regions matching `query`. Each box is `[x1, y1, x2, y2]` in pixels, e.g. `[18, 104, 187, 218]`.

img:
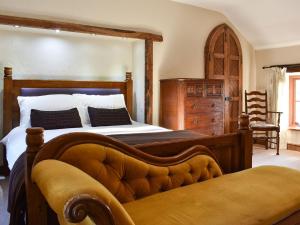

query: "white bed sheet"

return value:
[1, 122, 170, 169]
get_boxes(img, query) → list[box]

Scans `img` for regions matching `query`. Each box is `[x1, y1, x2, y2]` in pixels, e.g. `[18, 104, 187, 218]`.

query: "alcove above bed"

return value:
[0, 14, 163, 127]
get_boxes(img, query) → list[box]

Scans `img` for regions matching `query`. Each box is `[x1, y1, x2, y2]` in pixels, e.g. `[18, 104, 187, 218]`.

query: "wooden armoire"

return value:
[160, 79, 224, 136]
[160, 23, 242, 135]
[205, 24, 243, 133]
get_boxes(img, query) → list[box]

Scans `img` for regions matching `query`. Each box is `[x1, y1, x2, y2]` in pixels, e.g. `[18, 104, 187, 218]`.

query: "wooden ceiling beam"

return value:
[0, 14, 163, 42]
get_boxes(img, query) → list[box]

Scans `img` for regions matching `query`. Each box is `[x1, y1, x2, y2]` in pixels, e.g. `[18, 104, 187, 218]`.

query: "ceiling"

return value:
[173, 0, 300, 50]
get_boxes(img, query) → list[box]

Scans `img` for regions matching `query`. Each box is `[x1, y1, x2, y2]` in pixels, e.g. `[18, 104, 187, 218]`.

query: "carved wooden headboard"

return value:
[2, 67, 133, 136]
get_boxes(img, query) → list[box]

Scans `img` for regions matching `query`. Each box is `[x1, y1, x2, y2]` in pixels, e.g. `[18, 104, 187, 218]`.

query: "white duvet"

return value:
[1, 122, 170, 169]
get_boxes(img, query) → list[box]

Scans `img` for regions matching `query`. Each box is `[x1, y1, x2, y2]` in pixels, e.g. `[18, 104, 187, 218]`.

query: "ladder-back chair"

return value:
[245, 90, 282, 155]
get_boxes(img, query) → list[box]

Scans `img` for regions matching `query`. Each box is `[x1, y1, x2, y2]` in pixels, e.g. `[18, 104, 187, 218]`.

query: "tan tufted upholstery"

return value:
[32, 160, 135, 225]
[58, 144, 222, 203]
[31, 143, 300, 225]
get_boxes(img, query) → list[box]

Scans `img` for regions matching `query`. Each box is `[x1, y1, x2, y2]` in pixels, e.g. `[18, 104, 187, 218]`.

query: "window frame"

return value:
[289, 75, 300, 128]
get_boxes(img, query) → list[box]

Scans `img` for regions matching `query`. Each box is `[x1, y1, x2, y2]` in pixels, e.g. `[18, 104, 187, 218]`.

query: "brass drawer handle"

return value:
[211, 118, 215, 122]
[211, 103, 215, 107]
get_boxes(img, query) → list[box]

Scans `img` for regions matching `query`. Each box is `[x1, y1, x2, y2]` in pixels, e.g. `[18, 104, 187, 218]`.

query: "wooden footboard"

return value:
[24, 114, 252, 225]
[136, 114, 252, 173]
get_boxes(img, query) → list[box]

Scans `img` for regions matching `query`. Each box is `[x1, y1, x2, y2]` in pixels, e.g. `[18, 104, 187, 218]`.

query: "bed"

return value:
[0, 67, 252, 225]
[1, 66, 253, 174]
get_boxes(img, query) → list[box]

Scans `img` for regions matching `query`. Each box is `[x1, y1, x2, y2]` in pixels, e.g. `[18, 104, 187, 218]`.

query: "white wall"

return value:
[0, 28, 133, 81]
[132, 41, 145, 122]
[256, 45, 300, 146]
[256, 45, 300, 89]
[0, 27, 136, 136]
[0, 0, 256, 126]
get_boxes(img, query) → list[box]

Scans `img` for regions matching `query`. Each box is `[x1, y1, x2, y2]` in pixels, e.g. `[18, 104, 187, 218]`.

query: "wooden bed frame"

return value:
[1, 66, 253, 177]
[1, 67, 133, 175]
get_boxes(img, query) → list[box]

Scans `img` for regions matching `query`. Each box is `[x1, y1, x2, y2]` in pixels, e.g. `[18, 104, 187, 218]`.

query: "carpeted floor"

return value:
[253, 147, 300, 170]
[1, 148, 300, 225]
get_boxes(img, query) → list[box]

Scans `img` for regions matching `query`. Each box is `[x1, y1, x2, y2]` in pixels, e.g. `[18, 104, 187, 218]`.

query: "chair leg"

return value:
[276, 130, 280, 155]
[265, 131, 268, 149]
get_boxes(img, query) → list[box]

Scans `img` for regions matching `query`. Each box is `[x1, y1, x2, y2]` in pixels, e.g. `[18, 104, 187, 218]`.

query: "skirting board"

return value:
[287, 143, 300, 152]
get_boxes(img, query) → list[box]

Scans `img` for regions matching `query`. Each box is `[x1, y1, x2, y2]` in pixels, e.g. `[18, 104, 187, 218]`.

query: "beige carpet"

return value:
[0, 148, 300, 225]
[253, 147, 300, 171]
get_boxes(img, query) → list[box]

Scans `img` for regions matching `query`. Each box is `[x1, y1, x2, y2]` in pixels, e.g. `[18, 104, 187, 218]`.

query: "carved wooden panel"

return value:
[206, 83, 223, 97]
[229, 80, 239, 97]
[230, 59, 239, 76]
[186, 83, 204, 97]
[205, 24, 243, 133]
[230, 35, 239, 55]
[214, 58, 225, 76]
[214, 34, 225, 53]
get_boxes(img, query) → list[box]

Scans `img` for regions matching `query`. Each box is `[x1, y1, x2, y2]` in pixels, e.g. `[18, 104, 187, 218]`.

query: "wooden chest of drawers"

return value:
[160, 79, 224, 136]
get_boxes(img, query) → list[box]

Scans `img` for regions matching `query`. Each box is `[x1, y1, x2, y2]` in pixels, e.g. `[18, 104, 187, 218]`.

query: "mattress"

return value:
[1, 122, 170, 169]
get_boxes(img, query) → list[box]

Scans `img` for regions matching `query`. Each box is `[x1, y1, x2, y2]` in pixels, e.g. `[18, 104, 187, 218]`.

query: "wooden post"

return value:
[125, 72, 133, 117]
[25, 128, 48, 225]
[238, 114, 252, 169]
[145, 39, 153, 124]
[3, 67, 13, 136]
[1, 67, 13, 176]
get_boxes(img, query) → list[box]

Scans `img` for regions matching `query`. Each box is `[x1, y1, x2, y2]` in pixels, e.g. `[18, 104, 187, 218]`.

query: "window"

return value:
[290, 75, 300, 127]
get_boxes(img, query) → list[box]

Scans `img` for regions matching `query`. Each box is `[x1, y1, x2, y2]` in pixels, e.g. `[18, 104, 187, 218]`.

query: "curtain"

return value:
[265, 67, 288, 149]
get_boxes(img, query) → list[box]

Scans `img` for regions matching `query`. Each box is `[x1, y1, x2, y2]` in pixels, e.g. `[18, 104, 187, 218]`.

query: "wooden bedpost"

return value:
[1, 67, 13, 176]
[238, 114, 252, 169]
[3, 67, 13, 136]
[125, 72, 133, 117]
[25, 128, 48, 225]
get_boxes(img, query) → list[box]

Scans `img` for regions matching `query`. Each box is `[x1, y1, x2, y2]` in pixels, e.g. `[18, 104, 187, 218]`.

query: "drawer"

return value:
[185, 98, 223, 113]
[185, 112, 223, 129]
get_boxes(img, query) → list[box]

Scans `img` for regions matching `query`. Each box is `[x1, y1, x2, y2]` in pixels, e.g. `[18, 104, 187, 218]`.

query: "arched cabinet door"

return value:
[205, 24, 243, 133]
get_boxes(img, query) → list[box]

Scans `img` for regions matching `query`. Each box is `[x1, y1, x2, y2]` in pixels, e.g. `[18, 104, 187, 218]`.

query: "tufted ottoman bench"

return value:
[30, 143, 300, 225]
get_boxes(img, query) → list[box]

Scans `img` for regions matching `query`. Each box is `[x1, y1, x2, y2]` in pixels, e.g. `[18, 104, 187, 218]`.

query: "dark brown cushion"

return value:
[88, 107, 132, 127]
[30, 108, 82, 130]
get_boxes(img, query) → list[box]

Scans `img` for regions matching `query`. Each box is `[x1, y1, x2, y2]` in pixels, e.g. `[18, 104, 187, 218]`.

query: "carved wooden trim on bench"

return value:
[65, 194, 115, 225]
[30, 129, 219, 168]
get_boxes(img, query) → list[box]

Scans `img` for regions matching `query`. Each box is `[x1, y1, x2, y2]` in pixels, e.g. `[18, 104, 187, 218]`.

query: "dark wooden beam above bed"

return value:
[0, 14, 163, 42]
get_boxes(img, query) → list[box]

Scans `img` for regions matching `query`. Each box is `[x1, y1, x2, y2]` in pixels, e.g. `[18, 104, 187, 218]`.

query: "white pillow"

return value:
[73, 94, 127, 125]
[17, 94, 81, 128]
